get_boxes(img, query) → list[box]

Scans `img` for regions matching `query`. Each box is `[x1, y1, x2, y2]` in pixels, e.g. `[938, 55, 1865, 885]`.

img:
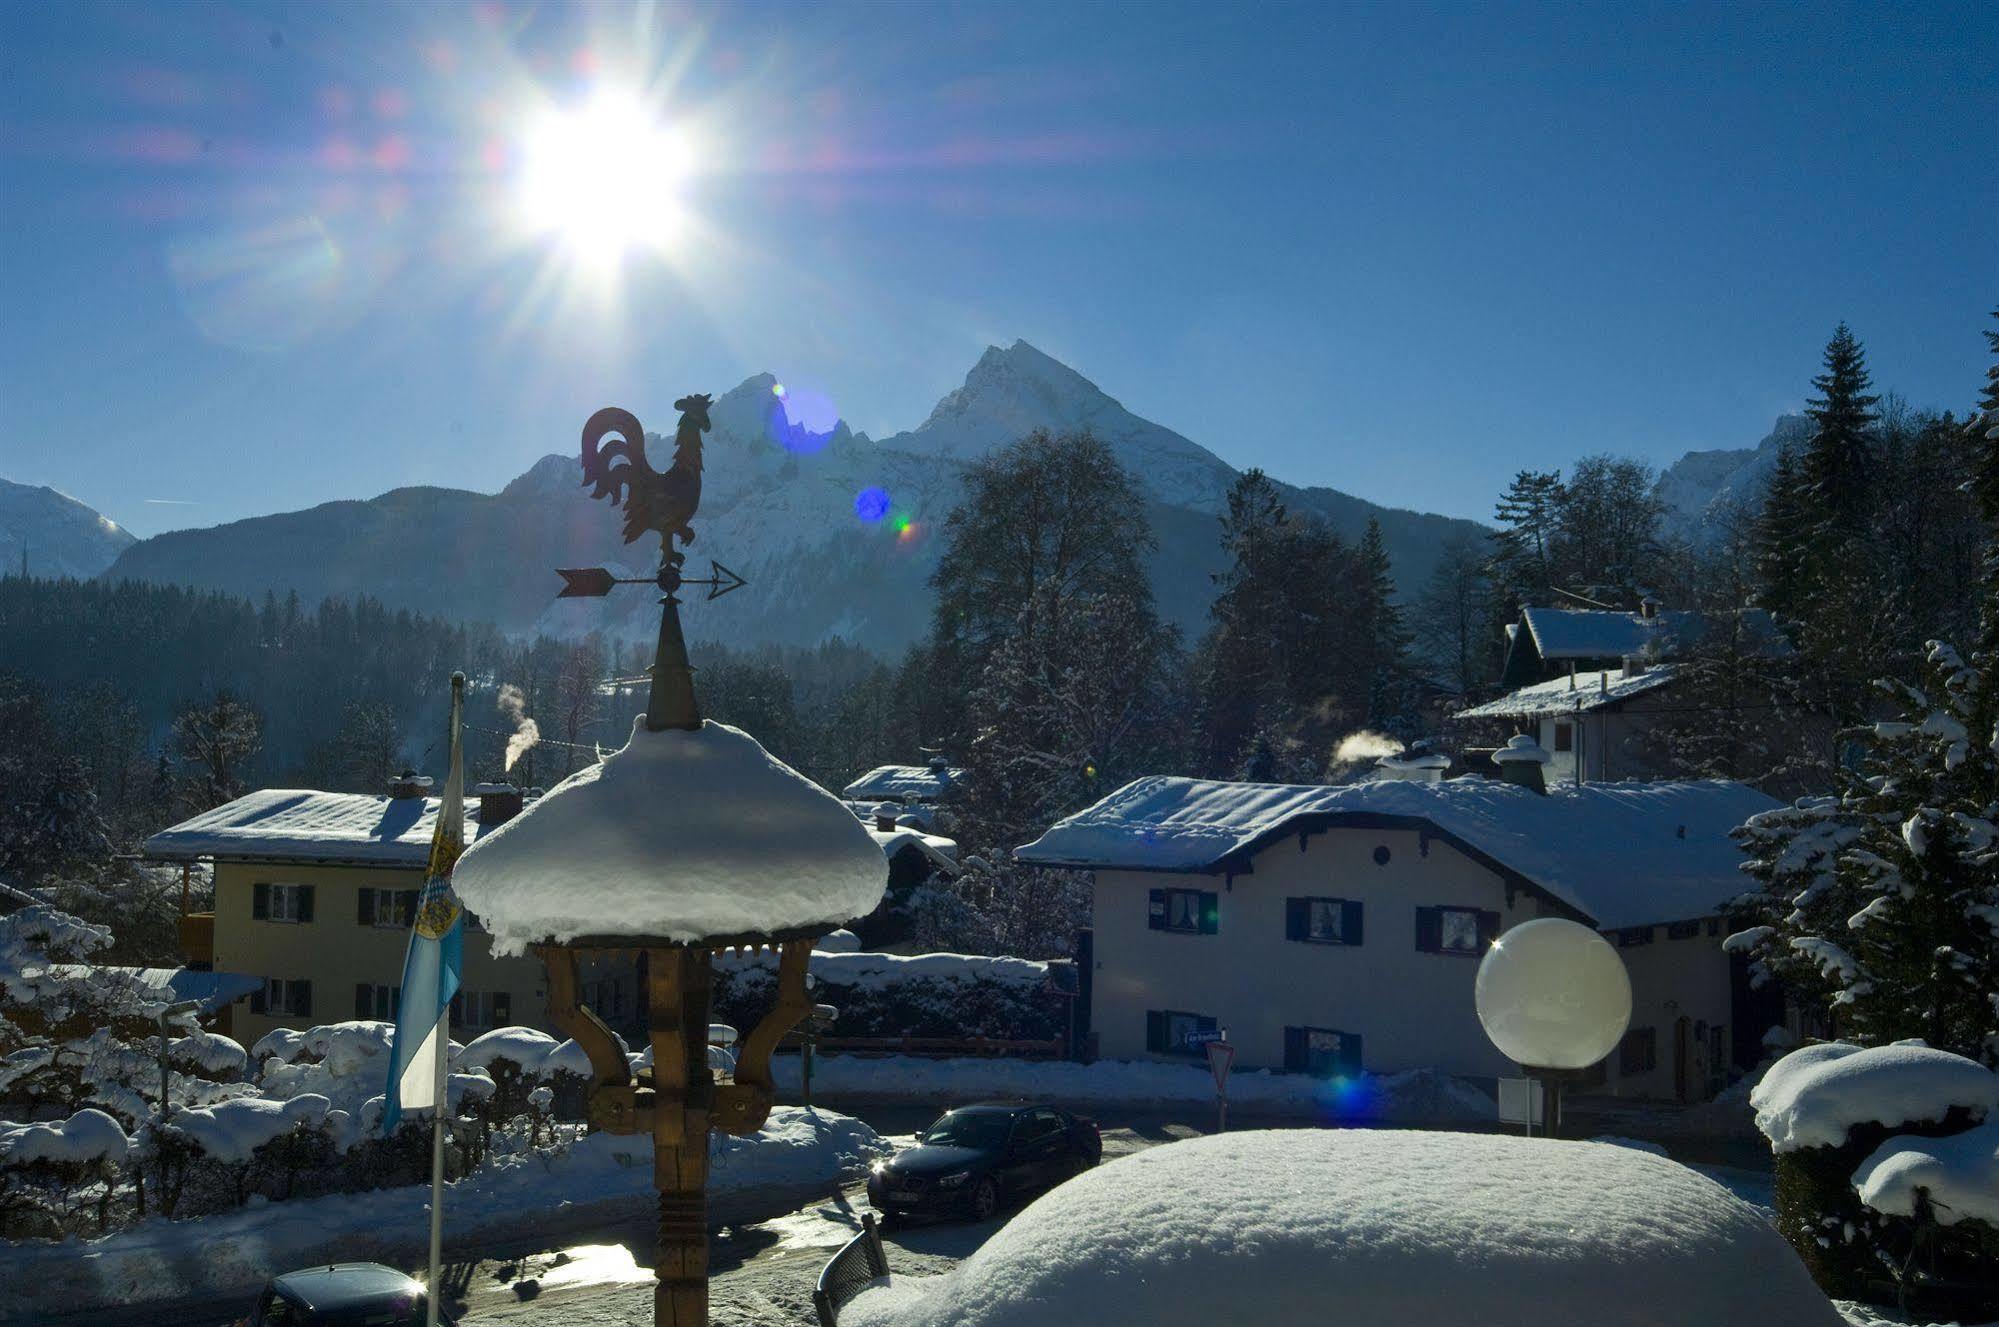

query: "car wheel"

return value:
[968, 1176, 999, 1222]
[877, 1209, 903, 1231]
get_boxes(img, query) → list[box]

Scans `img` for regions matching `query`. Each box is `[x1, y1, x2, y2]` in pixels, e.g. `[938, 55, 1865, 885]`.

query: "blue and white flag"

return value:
[382, 673, 467, 1134]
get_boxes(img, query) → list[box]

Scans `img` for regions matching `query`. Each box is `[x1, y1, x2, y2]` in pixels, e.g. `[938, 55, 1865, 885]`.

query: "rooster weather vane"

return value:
[556, 395, 745, 731]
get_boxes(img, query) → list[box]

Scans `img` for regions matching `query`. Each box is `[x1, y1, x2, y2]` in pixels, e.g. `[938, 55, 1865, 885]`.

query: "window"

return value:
[584, 978, 627, 1017]
[1416, 905, 1497, 955]
[1667, 920, 1701, 941]
[359, 887, 418, 928]
[451, 990, 512, 1031]
[1286, 897, 1363, 945]
[1148, 888, 1218, 935]
[1618, 926, 1656, 948]
[355, 983, 401, 1021]
[252, 978, 312, 1017]
[1620, 1027, 1657, 1075]
[1371, 844, 1391, 866]
[252, 882, 315, 924]
[1284, 1026, 1363, 1077]
[1146, 1009, 1217, 1057]
[1552, 722, 1574, 753]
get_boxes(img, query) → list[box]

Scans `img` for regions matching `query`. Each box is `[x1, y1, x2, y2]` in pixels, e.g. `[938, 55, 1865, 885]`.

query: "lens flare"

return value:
[854, 487, 891, 522]
[1315, 1074, 1380, 1123]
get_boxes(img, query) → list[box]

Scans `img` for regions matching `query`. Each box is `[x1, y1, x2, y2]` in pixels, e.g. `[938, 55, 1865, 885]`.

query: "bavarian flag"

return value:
[382, 672, 468, 1134]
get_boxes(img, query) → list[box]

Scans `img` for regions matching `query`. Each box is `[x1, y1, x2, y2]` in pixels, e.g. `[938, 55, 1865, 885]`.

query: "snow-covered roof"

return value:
[1452, 667, 1677, 721]
[143, 790, 504, 866]
[453, 717, 889, 953]
[1015, 776, 1780, 930]
[841, 764, 965, 803]
[1751, 1042, 1999, 1153]
[51, 965, 264, 1013]
[1519, 607, 1786, 661]
[866, 826, 962, 876]
[843, 1129, 1843, 1327]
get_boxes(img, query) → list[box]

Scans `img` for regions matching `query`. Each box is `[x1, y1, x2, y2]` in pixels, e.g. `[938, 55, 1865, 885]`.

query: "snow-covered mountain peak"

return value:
[0, 478, 136, 579]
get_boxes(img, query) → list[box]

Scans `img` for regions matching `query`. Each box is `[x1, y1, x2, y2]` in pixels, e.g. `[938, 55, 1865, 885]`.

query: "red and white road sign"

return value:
[1204, 1036, 1236, 1093]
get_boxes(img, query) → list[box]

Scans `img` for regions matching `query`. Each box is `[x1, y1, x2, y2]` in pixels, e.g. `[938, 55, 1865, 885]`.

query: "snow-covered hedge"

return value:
[713, 948, 1064, 1041]
[1755, 1042, 1999, 1317]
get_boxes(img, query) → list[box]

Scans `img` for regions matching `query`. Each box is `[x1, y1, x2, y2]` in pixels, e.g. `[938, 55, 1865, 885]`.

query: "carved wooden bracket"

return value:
[713, 937, 815, 1135]
[535, 943, 651, 1134]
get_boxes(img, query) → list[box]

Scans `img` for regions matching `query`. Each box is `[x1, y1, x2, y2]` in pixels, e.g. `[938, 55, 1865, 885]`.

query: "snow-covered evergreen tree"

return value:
[1730, 639, 1999, 1062]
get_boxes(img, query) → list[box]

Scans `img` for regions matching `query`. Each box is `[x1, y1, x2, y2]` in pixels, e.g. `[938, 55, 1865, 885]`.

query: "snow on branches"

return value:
[1731, 641, 1999, 1062]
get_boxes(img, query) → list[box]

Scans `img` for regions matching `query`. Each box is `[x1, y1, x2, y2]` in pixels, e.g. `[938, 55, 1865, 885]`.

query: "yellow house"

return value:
[145, 780, 640, 1050]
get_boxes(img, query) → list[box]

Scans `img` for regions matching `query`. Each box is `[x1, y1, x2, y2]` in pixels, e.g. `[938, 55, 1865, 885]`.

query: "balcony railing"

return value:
[178, 912, 215, 967]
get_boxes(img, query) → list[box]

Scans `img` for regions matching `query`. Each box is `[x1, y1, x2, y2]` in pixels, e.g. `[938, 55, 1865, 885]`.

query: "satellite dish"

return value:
[1475, 917, 1631, 1071]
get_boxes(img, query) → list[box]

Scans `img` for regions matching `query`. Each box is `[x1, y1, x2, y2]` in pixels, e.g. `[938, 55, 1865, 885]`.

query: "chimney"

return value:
[1491, 735, 1551, 795]
[1639, 594, 1661, 621]
[871, 802, 902, 832]
[473, 782, 524, 827]
[1622, 653, 1647, 678]
[388, 769, 432, 799]
[1376, 751, 1452, 785]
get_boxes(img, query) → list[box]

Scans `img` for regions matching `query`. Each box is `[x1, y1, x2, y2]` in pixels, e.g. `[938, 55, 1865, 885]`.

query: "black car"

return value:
[243, 1262, 450, 1326]
[866, 1101, 1102, 1222]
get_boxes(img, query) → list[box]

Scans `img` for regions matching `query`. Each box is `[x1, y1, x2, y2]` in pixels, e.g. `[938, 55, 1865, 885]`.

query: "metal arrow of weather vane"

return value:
[557, 395, 746, 731]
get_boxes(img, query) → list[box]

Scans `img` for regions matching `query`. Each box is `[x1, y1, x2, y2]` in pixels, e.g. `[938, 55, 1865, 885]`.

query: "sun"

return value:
[518, 89, 694, 267]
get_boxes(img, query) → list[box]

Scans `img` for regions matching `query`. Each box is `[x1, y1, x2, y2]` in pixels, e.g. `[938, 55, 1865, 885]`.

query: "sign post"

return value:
[1198, 1029, 1235, 1134]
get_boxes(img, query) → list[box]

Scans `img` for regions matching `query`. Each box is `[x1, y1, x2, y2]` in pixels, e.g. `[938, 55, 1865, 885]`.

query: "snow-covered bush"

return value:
[713, 949, 1063, 1042]
[1752, 1041, 1999, 1314]
[0, 1107, 129, 1236]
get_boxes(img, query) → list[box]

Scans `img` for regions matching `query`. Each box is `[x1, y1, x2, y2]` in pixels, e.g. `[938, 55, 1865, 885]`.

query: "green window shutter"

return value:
[1342, 900, 1364, 946]
[1340, 1032, 1364, 1077]
[1415, 906, 1440, 952]
[355, 984, 371, 1020]
[252, 883, 270, 920]
[1147, 889, 1166, 930]
[1283, 1026, 1307, 1072]
[297, 886, 315, 924]
[357, 889, 375, 926]
[1477, 910, 1501, 948]
[1285, 898, 1307, 941]
[250, 982, 268, 1015]
[1199, 892, 1219, 935]
[494, 992, 511, 1025]
[1146, 1010, 1166, 1053]
[295, 980, 312, 1016]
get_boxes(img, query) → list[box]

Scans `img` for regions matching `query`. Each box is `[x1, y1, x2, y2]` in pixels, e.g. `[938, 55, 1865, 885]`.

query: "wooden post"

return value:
[649, 948, 714, 1326]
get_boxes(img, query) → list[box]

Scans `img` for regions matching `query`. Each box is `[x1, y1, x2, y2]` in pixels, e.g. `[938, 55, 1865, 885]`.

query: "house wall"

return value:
[212, 860, 637, 1050]
[1090, 828, 1559, 1081]
[1604, 919, 1735, 1101]
[1090, 828, 1735, 1101]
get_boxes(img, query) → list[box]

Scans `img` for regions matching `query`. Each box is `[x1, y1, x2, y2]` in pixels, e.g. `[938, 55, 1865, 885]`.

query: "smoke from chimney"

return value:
[497, 684, 541, 773]
[1333, 730, 1402, 764]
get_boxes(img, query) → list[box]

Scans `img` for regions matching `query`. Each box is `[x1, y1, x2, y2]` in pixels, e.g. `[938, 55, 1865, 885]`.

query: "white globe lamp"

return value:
[1475, 917, 1631, 1136]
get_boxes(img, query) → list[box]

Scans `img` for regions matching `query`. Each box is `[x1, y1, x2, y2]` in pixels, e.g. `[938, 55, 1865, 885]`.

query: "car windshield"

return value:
[919, 1111, 1014, 1150]
[319, 1302, 425, 1327]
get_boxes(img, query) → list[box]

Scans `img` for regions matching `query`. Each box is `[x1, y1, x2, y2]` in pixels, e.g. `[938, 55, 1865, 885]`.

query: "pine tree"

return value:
[1969, 307, 1999, 652]
[1351, 518, 1413, 725]
[1489, 469, 1565, 606]
[1730, 639, 1999, 1062]
[1801, 323, 1881, 542]
[1414, 529, 1494, 694]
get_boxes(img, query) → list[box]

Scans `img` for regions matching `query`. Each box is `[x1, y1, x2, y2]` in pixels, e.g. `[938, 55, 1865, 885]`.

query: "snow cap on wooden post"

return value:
[451, 716, 888, 953]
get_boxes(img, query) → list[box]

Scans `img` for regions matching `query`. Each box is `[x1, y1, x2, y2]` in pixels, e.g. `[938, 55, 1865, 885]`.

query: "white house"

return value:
[1015, 767, 1781, 1102]
[1451, 664, 1679, 786]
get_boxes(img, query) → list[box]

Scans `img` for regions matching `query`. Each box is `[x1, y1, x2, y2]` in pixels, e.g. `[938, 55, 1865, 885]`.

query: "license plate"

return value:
[888, 1189, 919, 1202]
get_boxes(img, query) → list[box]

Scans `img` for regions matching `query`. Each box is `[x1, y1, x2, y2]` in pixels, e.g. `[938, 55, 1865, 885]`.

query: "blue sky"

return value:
[2, 0, 1994, 538]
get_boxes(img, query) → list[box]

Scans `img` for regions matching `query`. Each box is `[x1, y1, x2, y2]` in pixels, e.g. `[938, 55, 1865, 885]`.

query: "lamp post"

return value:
[1473, 917, 1630, 1138]
[451, 398, 888, 1327]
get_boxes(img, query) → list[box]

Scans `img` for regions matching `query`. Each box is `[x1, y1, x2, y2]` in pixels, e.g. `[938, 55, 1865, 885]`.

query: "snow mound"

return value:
[169, 1094, 331, 1164]
[846, 1130, 1842, 1327]
[1852, 1121, 1999, 1227]
[453, 1026, 560, 1076]
[170, 1031, 248, 1078]
[0, 1109, 130, 1165]
[1751, 1042, 1999, 1152]
[452, 718, 888, 952]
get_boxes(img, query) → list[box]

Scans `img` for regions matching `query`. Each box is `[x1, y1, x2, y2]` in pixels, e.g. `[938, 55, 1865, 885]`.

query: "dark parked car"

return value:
[243, 1263, 450, 1326]
[866, 1101, 1102, 1222]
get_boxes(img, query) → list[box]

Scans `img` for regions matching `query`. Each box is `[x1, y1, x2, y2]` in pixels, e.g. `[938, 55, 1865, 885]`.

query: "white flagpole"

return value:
[426, 1009, 447, 1327]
